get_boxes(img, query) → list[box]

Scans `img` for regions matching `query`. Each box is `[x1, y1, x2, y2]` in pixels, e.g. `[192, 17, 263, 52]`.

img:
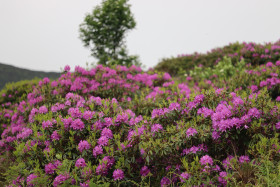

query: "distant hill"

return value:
[0, 63, 61, 90]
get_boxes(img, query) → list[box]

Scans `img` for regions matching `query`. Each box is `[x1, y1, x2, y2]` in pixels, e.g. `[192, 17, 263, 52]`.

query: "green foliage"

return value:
[155, 40, 280, 77]
[189, 56, 245, 80]
[155, 42, 244, 76]
[79, 0, 137, 66]
[0, 79, 39, 105]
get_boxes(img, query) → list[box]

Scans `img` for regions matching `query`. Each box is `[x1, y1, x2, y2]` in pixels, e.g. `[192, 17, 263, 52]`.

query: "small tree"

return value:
[79, 0, 138, 66]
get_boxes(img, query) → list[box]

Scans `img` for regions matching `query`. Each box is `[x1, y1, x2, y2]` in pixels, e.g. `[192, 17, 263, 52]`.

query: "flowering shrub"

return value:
[189, 56, 246, 81]
[155, 39, 280, 76]
[1, 50, 280, 186]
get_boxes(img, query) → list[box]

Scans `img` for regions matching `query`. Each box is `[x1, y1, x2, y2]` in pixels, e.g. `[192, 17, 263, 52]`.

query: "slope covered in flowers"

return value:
[0, 59, 280, 186]
[155, 40, 280, 76]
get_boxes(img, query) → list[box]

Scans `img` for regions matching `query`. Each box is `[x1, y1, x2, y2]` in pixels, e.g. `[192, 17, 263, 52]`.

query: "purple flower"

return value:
[213, 165, 221, 172]
[51, 80, 58, 88]
[241, 114, 251, 124]
[239, 155, 250, 163]
[83, 110, 94, 120]
[160, 177, 171, 186]
[151, 124, 163, 133]
[26, 174, 38, 187]
[212, 131, 220, 140]
[42, 120, 53, 129]
[39, 106, 48, 114]
[54, 160, 62, 167]
[43, 77, 50, 84]
[113, 169, 124, 180]
[62, 117, 72, 129]
[53, 173, 70, 187]
[64, 65, 70, 72]
[276, 96, 280, 102]
[64, 100, 71, 106]
[89, 96, 102, 105]
[197, 107, 213, 117]
[75, 158, 87, 168]
[169, 102, 180, 111]
[98, 136, 109, 146]
[186, 128, 197, 138]
[218, 171, 227, 185]
[260, 80, 267, 87]
[250, 85, 258, 92]
[96, 163, 108, 176]
[104, 117, 113, 127]
[215, 88, 224, 95]
[163, 81, 174, 87]
[194, 94, 204, 104]
[163, 72, 171, 80]
[276, 122, 280, 129]
[112, 98, 118, 103]
[93, 145, 103, 157]
[101, 128, 113, 139]
[102, 156, 115, 168]
[248, 108, 261, 118]
[180, 172, 190, 182]
[200, 155, 213, 166]
[68, 107, 82, 118]
[71, 179, 76, 185]
[78, 140, 91, 152]
[187, 101, 197, 111]
[140, 166, 150, 177]
[232, 97, 244, 107]
[80, 181, 90, 187]
[12, 176, 24, 186]
[16, 128, 33, 139]
[70, 119, 85, 130]
[189, 146, 200, 153]
[45, 163, 56, 174]
[151, 108, 166, 118]
[140, 148, 145, 155]
[115, 113, 129, 124]
[266, 62, 274, 67]
[51, 131, 60, 141]
[223, 155, 234, 169]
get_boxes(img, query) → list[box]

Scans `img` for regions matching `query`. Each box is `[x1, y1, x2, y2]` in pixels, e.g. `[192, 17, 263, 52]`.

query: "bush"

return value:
[155, 40, 280, 77]
[0, 52, 280, 186]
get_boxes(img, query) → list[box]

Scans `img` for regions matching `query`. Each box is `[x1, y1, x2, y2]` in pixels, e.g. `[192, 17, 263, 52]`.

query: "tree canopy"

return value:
[79, 0, 138, 66]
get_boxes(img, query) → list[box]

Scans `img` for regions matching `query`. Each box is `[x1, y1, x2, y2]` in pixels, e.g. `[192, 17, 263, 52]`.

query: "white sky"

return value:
[0, 0, 280, 72]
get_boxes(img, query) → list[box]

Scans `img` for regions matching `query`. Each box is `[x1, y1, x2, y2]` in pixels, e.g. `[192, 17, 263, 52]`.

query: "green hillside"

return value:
[0, 63, 61, 90]
[155, 40, 280, 76]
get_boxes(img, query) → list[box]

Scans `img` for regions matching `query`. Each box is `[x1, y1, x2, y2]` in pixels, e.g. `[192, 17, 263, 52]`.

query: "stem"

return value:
[231, 141, 237, 157]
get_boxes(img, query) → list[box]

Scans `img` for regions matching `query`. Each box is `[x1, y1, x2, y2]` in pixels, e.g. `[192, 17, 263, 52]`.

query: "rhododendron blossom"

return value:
[186, 128, 198, 137]
[75, 158, 87, 168]
[93, 145, 103, 157]
[78, 140, 91, 152]
[200, 155, 213, 166]
[71, 119, 85, 130]
[26, 174, 38, 187]
[180, 172, 190, 182]
[113, 169, 124, 181]
[140, 166, 150, 177]
[53, 173, 70, 187]
[151, 124, 163, 133]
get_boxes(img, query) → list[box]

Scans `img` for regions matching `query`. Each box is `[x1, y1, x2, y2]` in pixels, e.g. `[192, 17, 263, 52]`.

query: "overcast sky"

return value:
[0, 0, 280, 72]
